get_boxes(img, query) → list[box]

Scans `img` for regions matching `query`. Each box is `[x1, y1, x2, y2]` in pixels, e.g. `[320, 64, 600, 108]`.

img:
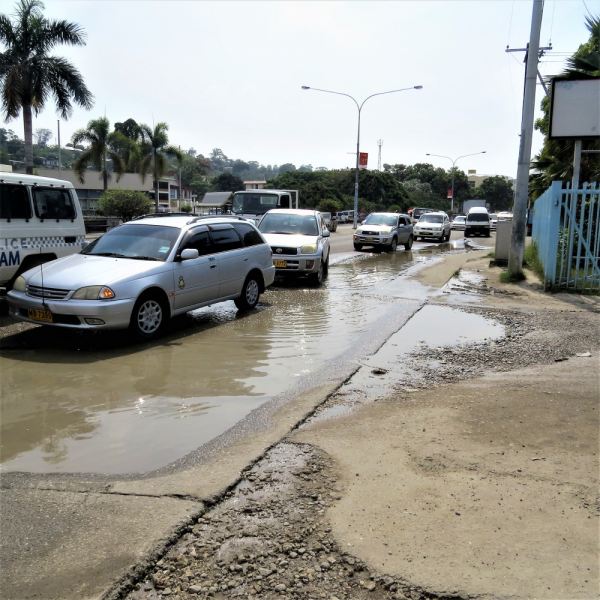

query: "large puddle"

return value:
[0, 250, 435, 475]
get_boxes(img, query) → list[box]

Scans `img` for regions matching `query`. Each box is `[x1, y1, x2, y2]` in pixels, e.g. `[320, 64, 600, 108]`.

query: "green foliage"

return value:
[499, 270, 526, 284]
[524, 242, 544, 283]
[279, 163, 296, 173]
[34, 128, 52, 147]
[97, 190, 152, 222]
[180, 204, 193, 213]
[478, 176, 514, 212]
[406, 189, 450, 212]
[316, 199, 342, 214]
[387, 204, 401, 213]
[71, 117, 127, 190]
[0, 0, 94, 173]
[212, 172, 244, 192]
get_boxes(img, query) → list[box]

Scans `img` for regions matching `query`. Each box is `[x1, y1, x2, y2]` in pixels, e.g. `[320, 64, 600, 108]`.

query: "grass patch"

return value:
[484, 250, 495, 259]
[523, 242, 544, 283]
[499, 270, 526, 284]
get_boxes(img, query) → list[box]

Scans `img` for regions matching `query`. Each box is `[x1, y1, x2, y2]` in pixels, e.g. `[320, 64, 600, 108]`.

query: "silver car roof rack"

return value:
[132, 213, 250, 225]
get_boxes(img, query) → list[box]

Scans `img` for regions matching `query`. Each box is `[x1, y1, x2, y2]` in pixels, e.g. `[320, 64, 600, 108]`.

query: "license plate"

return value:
[422, 231, 431, 235]
[273, 260, 287, 268]
[364, 237, 374, 242]
[28, 308, 53, 323]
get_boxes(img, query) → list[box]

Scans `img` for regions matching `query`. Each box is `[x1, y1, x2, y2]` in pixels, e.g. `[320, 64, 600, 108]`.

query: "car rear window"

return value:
[467, 213, 489, 222]
[232, 222, 265, 246]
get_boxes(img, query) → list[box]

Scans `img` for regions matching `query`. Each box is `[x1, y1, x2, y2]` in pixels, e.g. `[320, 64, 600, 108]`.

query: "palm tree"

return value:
[0, 0, 93, 174]
[71, 117, 127, 191]
[138, 123, 183, 212]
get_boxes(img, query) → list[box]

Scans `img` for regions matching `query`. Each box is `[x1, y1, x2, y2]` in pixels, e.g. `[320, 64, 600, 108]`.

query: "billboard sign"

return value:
[447, 189, 453, 199]
[468, 169, 476, 174]
[549, 78, 600, 139]
[359, 153, 368, 169]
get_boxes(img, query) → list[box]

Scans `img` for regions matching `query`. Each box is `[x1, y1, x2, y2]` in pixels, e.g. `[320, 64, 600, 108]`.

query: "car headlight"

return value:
[13, 276, 27, 292]
[301, 244, 318, 254]
[379, 228, 392, 235]
[72, 285, 115, 300]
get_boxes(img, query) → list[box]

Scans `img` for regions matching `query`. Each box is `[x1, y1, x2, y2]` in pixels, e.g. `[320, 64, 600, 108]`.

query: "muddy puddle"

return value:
[306, 304, 504, 423]
[1, 250, 433, 475]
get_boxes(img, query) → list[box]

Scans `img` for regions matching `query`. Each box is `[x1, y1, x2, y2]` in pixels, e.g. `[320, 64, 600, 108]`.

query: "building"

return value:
[195, 191, 233, 215]
[244, 180, 266, 190]
[467, 174, 515, 189]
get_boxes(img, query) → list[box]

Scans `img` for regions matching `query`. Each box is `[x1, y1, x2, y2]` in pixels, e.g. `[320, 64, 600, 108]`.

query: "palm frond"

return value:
[73, 147, 95, 183]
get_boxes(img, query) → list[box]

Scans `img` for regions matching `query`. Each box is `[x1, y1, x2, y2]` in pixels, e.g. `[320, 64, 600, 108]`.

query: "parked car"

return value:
[257, 209, 330, 286]
[413, 212, 451, 242]
[335, 210, 355, 224]
[0, 172, 86, 296]
[464, 207, 491, 237]
[7, 215, 275, 340]
[489, 214, 499, 230]
[353, 212, 413, 252]
[320, 212, 338, 232]
[451, 215, 466, 230]
[497, 211, 513, 221]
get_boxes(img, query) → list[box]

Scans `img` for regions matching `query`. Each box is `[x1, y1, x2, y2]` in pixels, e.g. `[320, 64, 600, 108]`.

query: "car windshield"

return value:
[232, 193, 279, 215]
[419, 215, 443, 223]
[467, 213, 489, 222]
[489, 215, 498, 221]
[413, 209, 432, 219]
[258, 213, 318, 236]
[454, 216, 465, 223]
[363, 214, 397, 226]
[81, 224, 181, 261]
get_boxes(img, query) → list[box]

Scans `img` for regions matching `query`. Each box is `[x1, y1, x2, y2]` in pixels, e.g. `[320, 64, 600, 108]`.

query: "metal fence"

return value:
[532, 181, 600, 292]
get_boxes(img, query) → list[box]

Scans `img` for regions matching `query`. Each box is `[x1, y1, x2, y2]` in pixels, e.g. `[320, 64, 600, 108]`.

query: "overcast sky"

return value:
[4, 0, 597, 178]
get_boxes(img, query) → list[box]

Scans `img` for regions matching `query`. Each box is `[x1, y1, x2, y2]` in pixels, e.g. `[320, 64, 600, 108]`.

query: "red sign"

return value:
[359, 152, 368, 169]
[447, 189, 453, 199]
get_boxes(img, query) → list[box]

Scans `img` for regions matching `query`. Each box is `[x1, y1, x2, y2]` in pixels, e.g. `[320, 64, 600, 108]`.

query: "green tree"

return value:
[316, 199, 342, 214]
[531, 14, 600, 197]
[180, 203, 192, 213]
[71, 117, 127, 191]
[137, 122, 183, 212]
[212, 172, 244, 192]
[97, 189, 152, 222]
[34, 127, 52, 147]
[279, 163, 296, 173]
[114, 118, 140, 140]
[0, 0, 93, 174]
[478, 176, 514, 212]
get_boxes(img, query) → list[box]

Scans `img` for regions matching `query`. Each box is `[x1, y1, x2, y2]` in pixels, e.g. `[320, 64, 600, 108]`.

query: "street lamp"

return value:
[302, 85, 423, 228]
[425, 151, 486, 213]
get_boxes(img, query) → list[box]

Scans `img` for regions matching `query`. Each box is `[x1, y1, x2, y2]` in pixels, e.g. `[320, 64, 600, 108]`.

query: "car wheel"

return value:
[234, 273, 261, 311]
[388, 237, 398, 252]
[310, 261, 325, 286]
[445, 230, 451, 241]
[404, 235, 413, 251]
[353, 243, 363, 251]
[323, 254, 329, 279]
[130, 292, 168, 340]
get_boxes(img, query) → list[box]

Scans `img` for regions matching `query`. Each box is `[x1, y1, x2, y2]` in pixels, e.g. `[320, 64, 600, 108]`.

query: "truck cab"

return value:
[231, 189, 299, 226]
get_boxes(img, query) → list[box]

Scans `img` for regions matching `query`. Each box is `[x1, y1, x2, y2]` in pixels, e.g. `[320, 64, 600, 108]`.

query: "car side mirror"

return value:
[322, 229, 330, 237]
[181, 248, 199, 260]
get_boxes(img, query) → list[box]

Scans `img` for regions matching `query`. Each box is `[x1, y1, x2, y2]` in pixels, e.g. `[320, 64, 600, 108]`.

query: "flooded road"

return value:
[0, 239, 471, 475]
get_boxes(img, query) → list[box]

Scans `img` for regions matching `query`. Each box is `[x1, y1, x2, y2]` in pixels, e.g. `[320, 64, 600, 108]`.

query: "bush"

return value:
[181, 204, 193, 213]
[316, 199, 342, 214]
[524, 242, 544, 282]
[97, 190, 153, 222]
[388, 204, 401, 213]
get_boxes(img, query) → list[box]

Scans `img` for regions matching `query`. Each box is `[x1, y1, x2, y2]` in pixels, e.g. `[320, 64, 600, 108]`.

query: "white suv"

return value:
[413, 212, 451, 242]
[8, 215, 275, 340]
[258, 209, 330, 286]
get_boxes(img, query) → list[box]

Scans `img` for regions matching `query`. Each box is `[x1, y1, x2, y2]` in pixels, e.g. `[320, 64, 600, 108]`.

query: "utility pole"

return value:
[377, 139, 383, 171]
[508, 0, 544, 276]
[57, 120, 62, 176]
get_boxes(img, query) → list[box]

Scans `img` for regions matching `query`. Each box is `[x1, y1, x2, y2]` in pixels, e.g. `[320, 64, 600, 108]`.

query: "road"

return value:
[0, 229, 495, 599]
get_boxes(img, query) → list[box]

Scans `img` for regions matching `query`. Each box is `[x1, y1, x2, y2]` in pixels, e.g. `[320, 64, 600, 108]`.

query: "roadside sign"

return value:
[359, 153, 368, 169]
[468, 169, 476, 174]
[447, 189, 453, 198]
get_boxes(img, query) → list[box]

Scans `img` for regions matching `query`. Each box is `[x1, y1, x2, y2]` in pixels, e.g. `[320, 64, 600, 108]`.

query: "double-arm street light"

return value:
[425, 151, 486, 213]
[302, 85, 423, 228]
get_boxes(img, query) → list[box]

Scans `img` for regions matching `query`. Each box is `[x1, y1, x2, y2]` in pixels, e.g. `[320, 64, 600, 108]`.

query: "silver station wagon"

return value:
[8, 215, 275, 339]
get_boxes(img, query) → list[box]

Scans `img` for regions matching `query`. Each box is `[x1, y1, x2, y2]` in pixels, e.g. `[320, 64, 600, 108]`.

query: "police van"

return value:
[0, 172, 86, 295]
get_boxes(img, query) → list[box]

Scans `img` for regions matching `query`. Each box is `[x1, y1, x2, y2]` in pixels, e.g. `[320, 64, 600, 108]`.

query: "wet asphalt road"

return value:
[0, 228, 492, 476]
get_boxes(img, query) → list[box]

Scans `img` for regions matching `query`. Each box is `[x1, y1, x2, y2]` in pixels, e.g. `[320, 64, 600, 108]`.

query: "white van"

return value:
[0, 172, 86, 294]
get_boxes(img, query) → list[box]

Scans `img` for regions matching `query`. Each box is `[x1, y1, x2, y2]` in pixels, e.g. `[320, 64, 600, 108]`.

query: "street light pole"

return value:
[426, 152, 486, 213]
[302, 85, 423, 228]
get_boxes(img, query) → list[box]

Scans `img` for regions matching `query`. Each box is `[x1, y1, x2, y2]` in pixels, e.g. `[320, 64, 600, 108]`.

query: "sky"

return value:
[3, 0, 597, 178]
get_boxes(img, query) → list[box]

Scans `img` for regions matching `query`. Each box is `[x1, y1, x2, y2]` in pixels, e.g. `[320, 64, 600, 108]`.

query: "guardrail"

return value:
[532, 181, 599, 292]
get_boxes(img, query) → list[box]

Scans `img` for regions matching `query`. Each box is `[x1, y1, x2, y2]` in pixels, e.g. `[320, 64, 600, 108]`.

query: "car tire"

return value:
[310, 261, 325, 287]
[353, 243, 363, 251]
[388, 237, 398, 252]
[130, 291, 168, 341]
[323, 254, 329, 279]
[404, 235, 413, 251]
[234, 273, 261, 311]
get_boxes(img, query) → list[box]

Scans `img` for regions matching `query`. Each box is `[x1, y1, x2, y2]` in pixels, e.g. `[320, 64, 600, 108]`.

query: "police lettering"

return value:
[0, 251, 20, 267]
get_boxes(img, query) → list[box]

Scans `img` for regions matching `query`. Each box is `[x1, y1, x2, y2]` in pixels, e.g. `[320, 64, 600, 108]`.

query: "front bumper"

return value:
[7, 290, 135, 330]
[414, 229, 444, 239]
[354, 234, 394, 246]
[271, 253, 322, 275]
